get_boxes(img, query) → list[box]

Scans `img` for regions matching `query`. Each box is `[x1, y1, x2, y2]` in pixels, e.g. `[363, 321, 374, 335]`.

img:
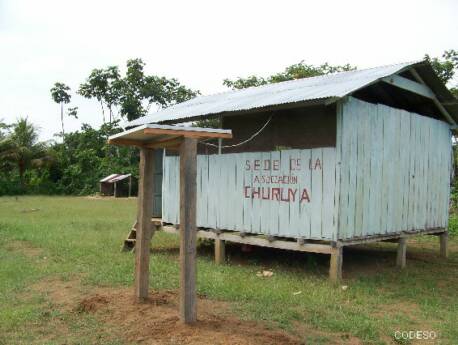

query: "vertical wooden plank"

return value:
[408, 113, 417, 231]
[417, 117, 426, 229]
[216, 155, 226, 229]
[162, 156, 169, 223]
[367, 107, 381, 235]
[207, 154, 217, 228]
[242, 152, 253, 233]
[333, 102, 343, 241]
[339, 98, 358, 240]
[215, 238, 226, 264]
[419, 117, 428, 229]
[172, 156, 180, 225]
[229, 153, 239, 231]
[269, 150, 281, 236]
[299, 149, 312, 238]
[443, 126, 452, 228]
[392, 107, 402, 232]
[380, 104, 391, 234]
[354, 102, 365, 238]
[135, 148, 155, 302]
[396, 237, 407, 269]
[399, 111, 411, 231]
[310, 148, 323, 239]
[288, 149, 301, 238]
[261, 151, 274, 235]
[179, 137, 198, 324]
[360, 102, 371, 237]
[234, 153, 245, 231]
[196, 155, 203, 227]
[440, 232, 448, 259]
[322, 148, 336, 239]
[200, 155, 209, 228]
[329, 246, 343, 282]
[428, 118, 434, 227]
[387, 106, 397, 233]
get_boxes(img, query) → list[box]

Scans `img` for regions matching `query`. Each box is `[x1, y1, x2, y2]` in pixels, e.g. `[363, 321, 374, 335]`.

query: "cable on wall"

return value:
[199, 114, 273, 149]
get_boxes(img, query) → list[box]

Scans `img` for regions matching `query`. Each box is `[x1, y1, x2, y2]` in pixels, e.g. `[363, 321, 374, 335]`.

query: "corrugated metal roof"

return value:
[100, 174, 131, 183]
[110, 174, 131, 183]
[100, 174, 120, 183]
[127, 60, 442, 127]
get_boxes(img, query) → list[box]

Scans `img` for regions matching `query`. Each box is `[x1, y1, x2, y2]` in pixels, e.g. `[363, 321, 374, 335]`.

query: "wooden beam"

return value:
[135, 148, 155, 302]
[108, 138, 144, 147]
[339, 227, 446, 246]
[396, 237, 407, 269]
[179, 137, 198, 324]
[440, 232, 448, 259]
[162, 226, 333, 254]
[215, 238, 226, 265]
[144, 137, 184, 149]
[381, 75, 436, 99]
[329, 246, 343, 282]
[409, 68, 456, 125]
[144, 127, 232, 139]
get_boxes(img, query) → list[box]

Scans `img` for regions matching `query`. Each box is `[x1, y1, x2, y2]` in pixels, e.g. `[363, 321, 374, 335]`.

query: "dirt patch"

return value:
[29, 278, 84, 311]
[29, 277, 304, 345]
[76, 294, 109, 313]
[79, 288, 304, 345]
[6, 241, 44, 258]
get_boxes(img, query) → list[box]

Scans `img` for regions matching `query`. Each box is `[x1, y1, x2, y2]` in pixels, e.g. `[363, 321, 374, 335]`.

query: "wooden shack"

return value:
[126, 60, 458, 280]
[99, 173, 134, 197]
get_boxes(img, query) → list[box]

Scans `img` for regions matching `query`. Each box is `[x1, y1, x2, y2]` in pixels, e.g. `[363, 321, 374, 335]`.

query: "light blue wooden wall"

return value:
[162, 97, 452, 241]
[162, 148, 338, 240]
[337, 97, 452, 239]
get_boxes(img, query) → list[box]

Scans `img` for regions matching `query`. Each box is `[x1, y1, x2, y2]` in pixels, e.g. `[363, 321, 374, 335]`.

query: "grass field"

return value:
[0, 196, 457, 344]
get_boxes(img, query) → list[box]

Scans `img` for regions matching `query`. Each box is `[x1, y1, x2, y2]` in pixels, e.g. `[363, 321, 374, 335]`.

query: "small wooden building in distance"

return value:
[126, 60, 458, 280]
[100, 173, 134, 198]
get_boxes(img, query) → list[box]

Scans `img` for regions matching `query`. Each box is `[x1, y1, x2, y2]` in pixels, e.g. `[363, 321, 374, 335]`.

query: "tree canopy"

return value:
[0, 118, 48, 188]
[223, 61, 356, 90]
[79, 58, 199, 122]
[425, 49, 458, 97]
[50, 82, 73, 135]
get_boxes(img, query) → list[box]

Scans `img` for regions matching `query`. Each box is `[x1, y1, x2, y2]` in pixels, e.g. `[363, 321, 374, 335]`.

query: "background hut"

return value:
[99, 173, 135, 197]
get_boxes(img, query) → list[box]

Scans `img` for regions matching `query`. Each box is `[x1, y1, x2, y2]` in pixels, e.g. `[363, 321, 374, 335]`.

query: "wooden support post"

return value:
[329, 246, 343, 282]
[215, 238, 226, 265]
[440, 232, 448, 259]
[179, 137, 198, 324]
[135, 148, 155, 302]
[396, 237, 407, 269]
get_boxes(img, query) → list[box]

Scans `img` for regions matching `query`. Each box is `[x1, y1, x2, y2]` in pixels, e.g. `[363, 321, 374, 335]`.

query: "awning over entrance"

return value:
[108, 123, 232, 150]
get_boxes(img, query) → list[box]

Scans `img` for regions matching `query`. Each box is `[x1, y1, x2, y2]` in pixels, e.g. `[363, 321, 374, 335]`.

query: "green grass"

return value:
[0, 196, 457, 344]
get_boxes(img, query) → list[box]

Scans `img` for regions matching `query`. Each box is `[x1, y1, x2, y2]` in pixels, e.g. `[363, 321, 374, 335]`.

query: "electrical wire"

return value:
[199, 114, 273, 149]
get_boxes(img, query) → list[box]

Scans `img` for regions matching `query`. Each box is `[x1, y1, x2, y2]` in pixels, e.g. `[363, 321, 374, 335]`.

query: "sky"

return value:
[0, 0, 457, 141]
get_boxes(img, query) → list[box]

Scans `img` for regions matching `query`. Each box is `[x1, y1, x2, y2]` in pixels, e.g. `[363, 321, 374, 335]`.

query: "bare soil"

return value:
[30, 278, 305, 345]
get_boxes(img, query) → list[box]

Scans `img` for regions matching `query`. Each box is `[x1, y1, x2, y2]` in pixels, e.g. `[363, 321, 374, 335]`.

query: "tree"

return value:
[0, 118, 48, 188]
[223, 61, 356, 90]
[50, 82, 72, 135]
[79, 66, 121, 123]
[79, 59, 199, 122]
[425, 50, 458, 98]
[0, 120, 8, 140]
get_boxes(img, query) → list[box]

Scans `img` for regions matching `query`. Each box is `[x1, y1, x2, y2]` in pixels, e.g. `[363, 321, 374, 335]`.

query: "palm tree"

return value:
[0, 118, 49, 188]
[50, 82, 71, 136]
